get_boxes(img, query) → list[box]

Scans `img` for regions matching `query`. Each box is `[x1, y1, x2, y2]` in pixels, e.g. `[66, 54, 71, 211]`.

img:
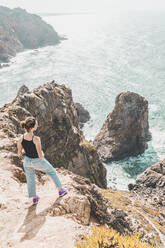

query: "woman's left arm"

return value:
[17, 137, 23, 157]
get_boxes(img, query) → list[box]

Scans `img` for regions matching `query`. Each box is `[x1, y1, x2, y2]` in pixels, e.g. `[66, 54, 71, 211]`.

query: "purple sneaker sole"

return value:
[59, 189, 67, 197]
[33, 196, 40, 204]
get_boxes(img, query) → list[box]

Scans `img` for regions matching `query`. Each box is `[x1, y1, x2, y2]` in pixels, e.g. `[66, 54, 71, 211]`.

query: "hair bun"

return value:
[20, 120, 26, 128]
[20, 117, 36, 132]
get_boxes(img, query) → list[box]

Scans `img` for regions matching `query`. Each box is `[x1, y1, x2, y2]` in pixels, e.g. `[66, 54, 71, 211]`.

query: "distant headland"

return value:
[0, 6, 62, 66]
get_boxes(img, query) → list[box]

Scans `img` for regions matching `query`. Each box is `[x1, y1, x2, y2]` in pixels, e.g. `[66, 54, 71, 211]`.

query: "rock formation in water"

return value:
[0, 6, 61, 64]
[0, 81, 107, 188]
[75, 102, 90, 128]
[128, 159, 165, 207]
[94, 91, 151, 162]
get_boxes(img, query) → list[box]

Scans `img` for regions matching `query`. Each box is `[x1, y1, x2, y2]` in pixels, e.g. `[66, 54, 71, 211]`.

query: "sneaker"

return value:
[33, 195, 40, 204]
[59, 188, 67, 197]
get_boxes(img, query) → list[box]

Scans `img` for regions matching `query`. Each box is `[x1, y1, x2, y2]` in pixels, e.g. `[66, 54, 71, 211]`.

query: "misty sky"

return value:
[0, 0, 165, 13]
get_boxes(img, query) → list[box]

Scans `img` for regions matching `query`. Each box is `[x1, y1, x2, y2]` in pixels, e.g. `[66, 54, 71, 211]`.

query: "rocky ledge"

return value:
[0, 81, 107, 188]
[0, 6, 61, 64]
[129, 159, 165, 207]
[0, 150, 164, 248]
[94, 91, 151, 162]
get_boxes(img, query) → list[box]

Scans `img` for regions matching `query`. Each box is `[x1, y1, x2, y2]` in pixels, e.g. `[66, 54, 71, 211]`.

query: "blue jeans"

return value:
[23, 156, 62, 198]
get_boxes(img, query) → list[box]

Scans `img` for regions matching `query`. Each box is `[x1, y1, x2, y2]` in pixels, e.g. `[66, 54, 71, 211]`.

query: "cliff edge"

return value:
[0, 81, 107, 188]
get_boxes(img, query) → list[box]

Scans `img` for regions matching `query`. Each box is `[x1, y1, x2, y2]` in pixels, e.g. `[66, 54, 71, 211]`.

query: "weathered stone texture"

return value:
[94, 91, 151, 162]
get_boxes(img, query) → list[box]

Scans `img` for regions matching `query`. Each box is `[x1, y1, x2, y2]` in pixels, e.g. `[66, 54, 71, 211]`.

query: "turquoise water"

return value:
[0, 11, 165, 189]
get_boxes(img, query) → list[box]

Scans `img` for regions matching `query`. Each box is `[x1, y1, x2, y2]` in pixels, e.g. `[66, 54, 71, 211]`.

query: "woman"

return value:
[17, 116, 67, 204]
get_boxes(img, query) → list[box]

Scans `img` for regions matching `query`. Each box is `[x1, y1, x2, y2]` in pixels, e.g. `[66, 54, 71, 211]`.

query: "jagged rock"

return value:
[0, 81, 107, 188]
[50, 194, 91, 225]
[16, 85, 30, 97]
[128, 159, 165, 207]
[85, 187, 131, 234]
[0, 6, 61, 63]
[75, 102, 90, 127]
[47, 170, 132, 233]
[94, 91, 151, 162]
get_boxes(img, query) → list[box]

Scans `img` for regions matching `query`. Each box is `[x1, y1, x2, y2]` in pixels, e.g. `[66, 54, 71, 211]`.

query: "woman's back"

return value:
[21, 134, 39, 158]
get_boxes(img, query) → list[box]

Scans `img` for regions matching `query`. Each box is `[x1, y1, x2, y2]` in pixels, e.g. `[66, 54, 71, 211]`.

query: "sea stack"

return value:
[94, 91, 151, 162]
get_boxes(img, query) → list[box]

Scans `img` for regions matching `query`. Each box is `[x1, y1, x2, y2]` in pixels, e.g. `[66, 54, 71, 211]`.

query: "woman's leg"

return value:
[23, 165, 36, 198]
[35, 158, 62, 189]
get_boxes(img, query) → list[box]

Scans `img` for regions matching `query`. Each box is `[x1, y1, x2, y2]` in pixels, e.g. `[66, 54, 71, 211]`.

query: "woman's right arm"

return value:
[17, 137, 23, 157]
[34, 136, 44, 158]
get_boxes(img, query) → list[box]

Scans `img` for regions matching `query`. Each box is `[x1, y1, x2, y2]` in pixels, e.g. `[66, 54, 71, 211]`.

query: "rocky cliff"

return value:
[0, 6, 61, 63]
[94, 92, 151, 162]
[0, 84, 165, 247]
[0, 81, 107, 188]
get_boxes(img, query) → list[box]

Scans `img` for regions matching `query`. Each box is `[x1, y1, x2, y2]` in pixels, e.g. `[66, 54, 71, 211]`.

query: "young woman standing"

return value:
[17, 117, 67, 204]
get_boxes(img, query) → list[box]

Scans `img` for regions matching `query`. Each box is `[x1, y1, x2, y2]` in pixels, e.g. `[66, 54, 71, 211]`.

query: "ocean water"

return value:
[0, 11, 165, 190]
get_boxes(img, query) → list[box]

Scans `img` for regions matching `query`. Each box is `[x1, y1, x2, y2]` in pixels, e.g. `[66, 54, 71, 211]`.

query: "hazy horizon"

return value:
[0, 0, 165, 14]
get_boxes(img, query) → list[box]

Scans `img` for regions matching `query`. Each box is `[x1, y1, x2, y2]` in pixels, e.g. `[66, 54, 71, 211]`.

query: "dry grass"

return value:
[80, 139, 96, 152]
[75, 225, 154, 248]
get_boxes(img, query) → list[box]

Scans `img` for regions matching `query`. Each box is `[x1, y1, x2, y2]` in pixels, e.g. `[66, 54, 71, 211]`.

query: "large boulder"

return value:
[94, 92, 151, 162]
[0, 81, 107, 188]
[0, 6, 61, 63]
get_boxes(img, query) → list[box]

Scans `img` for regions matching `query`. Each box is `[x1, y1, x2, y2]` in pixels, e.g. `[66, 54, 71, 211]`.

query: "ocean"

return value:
[0, 11, 165, 189]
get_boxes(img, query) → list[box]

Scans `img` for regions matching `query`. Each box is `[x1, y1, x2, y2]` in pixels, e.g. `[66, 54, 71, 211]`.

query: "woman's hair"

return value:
[20, 117, 36, 132]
